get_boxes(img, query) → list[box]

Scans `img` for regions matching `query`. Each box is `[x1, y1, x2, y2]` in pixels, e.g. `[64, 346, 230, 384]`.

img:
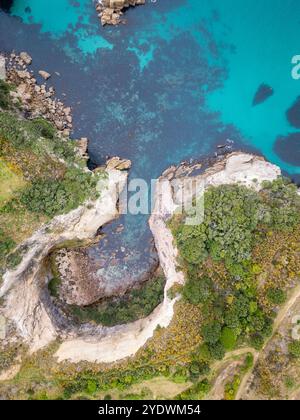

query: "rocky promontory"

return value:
[96, 0, 145, 26]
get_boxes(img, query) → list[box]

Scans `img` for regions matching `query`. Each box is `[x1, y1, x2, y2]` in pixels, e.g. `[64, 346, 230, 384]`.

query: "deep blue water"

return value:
[1, 0, 300, 289]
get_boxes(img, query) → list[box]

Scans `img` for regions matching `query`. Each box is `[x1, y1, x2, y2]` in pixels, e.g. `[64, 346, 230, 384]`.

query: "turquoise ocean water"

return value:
[6, 0, 300, 174]
[1, 0, 300, 285]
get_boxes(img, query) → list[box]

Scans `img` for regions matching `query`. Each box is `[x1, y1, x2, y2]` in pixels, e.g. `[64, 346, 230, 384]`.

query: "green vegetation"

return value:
[220, 327, 237, 351]
[224, 375, 241, 400]
[0, 158, 25, 205]
[0, 107, 103, 271]
[267, 287, 287, 305]
[242, 353, 254, 373]
[176, 379, 211, 400]
[0, 112, 79, 164]
[65, 275, 165, 327]
[288, 340, 300, 358]
[19, 169, 98, 218]
[48, 276, 61, 298]
[0, 80, 12, 110]
[170, 179, 300, 369]
[0, 228, 15, 264]
[172, 179, 300, 266]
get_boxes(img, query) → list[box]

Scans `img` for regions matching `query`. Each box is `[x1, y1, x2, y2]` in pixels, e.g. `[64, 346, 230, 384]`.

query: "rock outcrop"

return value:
[106, 156, 132, 170]
[38, 70, 51, 80]
[0, 55, 6, 80]
[96, 0, 145, 26]
[6, 54, 72, 136]
[19, 52, 32, 66]
[75, 137, 89, 160]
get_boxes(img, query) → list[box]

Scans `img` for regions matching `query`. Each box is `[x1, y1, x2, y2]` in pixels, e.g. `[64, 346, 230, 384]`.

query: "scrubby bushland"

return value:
[171, 179, 300, 365]
[0, 112, 79, 163]
[288, 340, 300, 358]
[172, 180, 300, 266]
[19, 168, 98, 217]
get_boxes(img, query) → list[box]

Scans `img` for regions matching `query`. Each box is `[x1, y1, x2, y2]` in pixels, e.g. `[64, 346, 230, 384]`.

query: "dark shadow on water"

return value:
[0, 0, 13, 13]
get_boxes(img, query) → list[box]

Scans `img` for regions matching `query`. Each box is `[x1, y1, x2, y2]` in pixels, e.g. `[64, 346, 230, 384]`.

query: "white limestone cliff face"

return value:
[54, 152, 281, 364]
[0, 169, 128, 351]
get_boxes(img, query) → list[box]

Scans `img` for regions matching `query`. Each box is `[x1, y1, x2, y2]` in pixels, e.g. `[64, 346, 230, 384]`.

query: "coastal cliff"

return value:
[55, 152, 281, 363]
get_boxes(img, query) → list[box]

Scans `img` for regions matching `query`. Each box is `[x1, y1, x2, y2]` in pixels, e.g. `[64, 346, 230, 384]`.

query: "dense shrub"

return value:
[183, 274, 213, 305]
[31, 118, 56, 139]
[201, 321, 222, 345]
[0, 228, 15, 262]
[288, 340, 300, 358]
[171, 179, 300, 373]
[173, 185, 263, 264]
[208, 341, 225, 360]
[220, 327, 237, 351]
[173, 180, 300, 266]
[261, 177, 300, 230]
[0, 112, 77, 162]
[19, 168, 98, 217]
[249, 333, 264, 350]
[176, 379, 211, 400]
[0, 80, 11, 110]
[188, 361, 210, 381]
[267, 287, 287, 305]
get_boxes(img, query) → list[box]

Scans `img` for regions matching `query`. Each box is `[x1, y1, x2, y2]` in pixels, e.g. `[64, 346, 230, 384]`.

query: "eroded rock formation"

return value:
[96, 0, 146, 26]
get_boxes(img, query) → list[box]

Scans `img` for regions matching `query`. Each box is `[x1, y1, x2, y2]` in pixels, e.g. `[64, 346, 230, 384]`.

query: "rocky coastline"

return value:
[0, 103, 282, 363]
[0, 52, 287, 367]
[96, 0, 146, 26]
[4, 52, 74, 137]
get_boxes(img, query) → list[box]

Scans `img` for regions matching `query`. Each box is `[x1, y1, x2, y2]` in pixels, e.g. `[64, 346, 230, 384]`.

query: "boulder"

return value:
[19, 52, 32, 65]
[38, 70, 51, 80]
[106, 156, 132, 171]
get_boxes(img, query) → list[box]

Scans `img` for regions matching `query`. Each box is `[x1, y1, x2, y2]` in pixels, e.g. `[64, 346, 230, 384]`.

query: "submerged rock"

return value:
[274, 132, 300, 165]
[286, 96, 300, 128]
[252, 83, 273, 106]
[38, 70, 51, 80]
